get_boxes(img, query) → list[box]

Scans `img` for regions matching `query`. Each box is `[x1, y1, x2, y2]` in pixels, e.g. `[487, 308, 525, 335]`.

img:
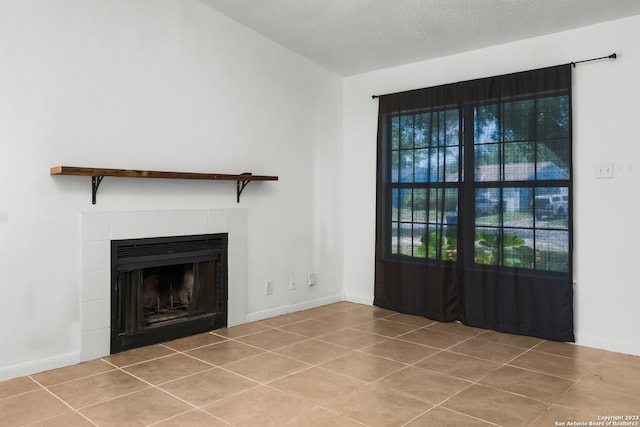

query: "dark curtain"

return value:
[375, 65, 574, 342]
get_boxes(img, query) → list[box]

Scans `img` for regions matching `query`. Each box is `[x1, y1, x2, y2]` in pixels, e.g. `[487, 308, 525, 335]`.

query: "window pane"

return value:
[399, 189, 412, 222]
[503, 228, 534, 269]
[413, 189, 427, 223]
[415, 113, 428, 148]
[537, 140, 570, 180]
[475, 227, 500, 265]
[503, 187, 533, 228]
[537, 96, 570, 139]
[534, 188, 569, 228]
[503, 99, 534, 142]
[391, 116, 400, 150]
[391, 189, 399, 222]
[414, 149, 429, 182]
[445, 110, 460, 146]
[445, 146, 461, 182]
[399, 150, 414, 182]
[475, 144, 501, 181]
[475, 104, 500, 144]
[476, 188, 500, 226]
[391, 222, 398, 254]
[400, 115, 414, 149]
[535, 229, 569, 272]
[414, 224, 427, 258]
[391, 150, 399, 183]
[399, 226, 413, 256]
[504, 142, 535, 181]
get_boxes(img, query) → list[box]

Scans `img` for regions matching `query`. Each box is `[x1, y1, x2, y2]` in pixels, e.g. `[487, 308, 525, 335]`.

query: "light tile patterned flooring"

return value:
[2, 302, 640, 426]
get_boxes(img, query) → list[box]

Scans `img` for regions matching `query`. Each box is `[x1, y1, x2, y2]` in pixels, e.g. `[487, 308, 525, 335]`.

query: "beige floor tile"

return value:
[450, 337, 528, 363]
[360, 338, 439, 364]
[352, 318, 419, 337]
[475, 329, 544, 349]
[405, 406, 495, 427]
[278, 318, 343, 337]
[509, 349, 596, 380]
[479, 365, 575, 403]
[234, 328, 307, 350]
[31, 359, 115, 387]
[202, 385, 314, 426]
[278, 407, 363, 427]
[316, 328, 388, 349]
[323, 384, 432, 427]
[583, 362, 640, 396]
[122, 353, 212, 385]
[274, 338, 351, 365]
[373, 366, 471, 405]
[426, 321, 485, 338]
[555, 376, 640, 413]
[159, 367, 257, 406]
[211, 322, 271, 339]
[185, 340, 264, 366]
[25, 411, 95, 427]
[336, 303, 395, 319]
[0, 389, 71, 427]
[48, 370, 149, 409]
[415, 351, 501, 382]
[152, 409, 229, 427]
[384, 313, 437, 327]
[104, 344, 177, 368]
[257, 312, 309, 327]
[400, 327, 469, 349]
[535, 340, 610, 363]
[223, 352, 309, 383]
[599, 350, 640, 370]
[315, 311, 373, 328]
[442, 384, 547, 426]
[79, 387, 192, 427]
[319, 351, 405, 382]
[269, 366, 365, 405]
[529, 404, 600, 427]
[298, 305, 344, 318]
[163, 332, 227, 351]
[0, 376, 40, 399]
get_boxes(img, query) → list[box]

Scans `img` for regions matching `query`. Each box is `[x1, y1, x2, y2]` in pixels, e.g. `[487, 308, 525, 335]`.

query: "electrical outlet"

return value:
[265, 280, 274, 295]
[307, 272, 317, 286]
[289, 277, 296, 290]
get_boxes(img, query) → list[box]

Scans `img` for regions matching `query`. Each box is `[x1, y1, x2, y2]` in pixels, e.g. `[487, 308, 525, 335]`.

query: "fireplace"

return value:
[110, 233, 227, 353]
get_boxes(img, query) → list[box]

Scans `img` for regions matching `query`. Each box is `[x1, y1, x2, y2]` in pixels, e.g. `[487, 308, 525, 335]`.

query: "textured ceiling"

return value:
[199, 0, 640, 76]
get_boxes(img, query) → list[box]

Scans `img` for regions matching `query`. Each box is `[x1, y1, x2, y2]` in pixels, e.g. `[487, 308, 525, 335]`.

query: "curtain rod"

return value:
[371, 52, 617, 99]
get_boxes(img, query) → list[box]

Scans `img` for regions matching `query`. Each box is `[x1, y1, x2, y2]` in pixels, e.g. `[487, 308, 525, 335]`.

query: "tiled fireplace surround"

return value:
[80, 208, 248, 362]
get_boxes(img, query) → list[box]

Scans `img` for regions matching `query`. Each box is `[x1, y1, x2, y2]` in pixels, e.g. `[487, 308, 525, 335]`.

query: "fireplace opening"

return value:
[111, 234, 227, 354]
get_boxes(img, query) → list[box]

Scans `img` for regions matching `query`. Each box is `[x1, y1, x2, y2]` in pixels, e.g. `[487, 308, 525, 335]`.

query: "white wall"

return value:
[0, 0, 343, 379]
[343, 15, 640, 356]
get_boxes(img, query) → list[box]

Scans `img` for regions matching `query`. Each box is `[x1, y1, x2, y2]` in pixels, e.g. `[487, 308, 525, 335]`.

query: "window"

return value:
[375, 65, 573, 342]
[383, 90, 570, 273]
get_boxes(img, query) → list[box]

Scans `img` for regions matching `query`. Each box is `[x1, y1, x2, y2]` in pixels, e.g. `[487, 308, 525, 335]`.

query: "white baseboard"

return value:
[343, 292, 374, 306]
[245, 293, 343, 323]
[575, 333, 640, 357]
[0, 351, 81, 382]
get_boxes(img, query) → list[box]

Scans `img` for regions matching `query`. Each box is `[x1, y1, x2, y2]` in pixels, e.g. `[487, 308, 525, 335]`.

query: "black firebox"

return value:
[110, 233, 227, 354]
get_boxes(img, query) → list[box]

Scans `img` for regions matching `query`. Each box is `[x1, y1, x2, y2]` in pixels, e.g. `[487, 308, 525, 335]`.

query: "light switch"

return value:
[595, 162, 614, 179]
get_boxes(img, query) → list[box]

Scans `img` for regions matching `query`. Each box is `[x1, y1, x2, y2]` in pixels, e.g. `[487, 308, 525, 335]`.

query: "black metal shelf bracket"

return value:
[236, 173, 253, 203]
[92, 175, 104, 205]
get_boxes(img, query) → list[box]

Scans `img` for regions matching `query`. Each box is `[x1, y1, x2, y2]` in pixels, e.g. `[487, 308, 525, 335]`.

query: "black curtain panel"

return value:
[374, 65, 574, 342]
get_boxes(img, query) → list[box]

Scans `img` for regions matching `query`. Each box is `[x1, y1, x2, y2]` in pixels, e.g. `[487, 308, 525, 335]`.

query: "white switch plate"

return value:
[595, 162, 614, 179]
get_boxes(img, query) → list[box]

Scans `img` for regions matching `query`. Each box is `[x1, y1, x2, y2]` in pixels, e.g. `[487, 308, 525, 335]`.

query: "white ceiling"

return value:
[199, 0, 640, 76]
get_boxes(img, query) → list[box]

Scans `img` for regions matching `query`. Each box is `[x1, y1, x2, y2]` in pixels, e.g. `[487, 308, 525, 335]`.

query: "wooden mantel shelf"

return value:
[50, 166, 278, 204]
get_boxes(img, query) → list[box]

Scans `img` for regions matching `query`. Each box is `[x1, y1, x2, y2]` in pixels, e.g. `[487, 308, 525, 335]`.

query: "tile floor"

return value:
[2, 302, 640, 426]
